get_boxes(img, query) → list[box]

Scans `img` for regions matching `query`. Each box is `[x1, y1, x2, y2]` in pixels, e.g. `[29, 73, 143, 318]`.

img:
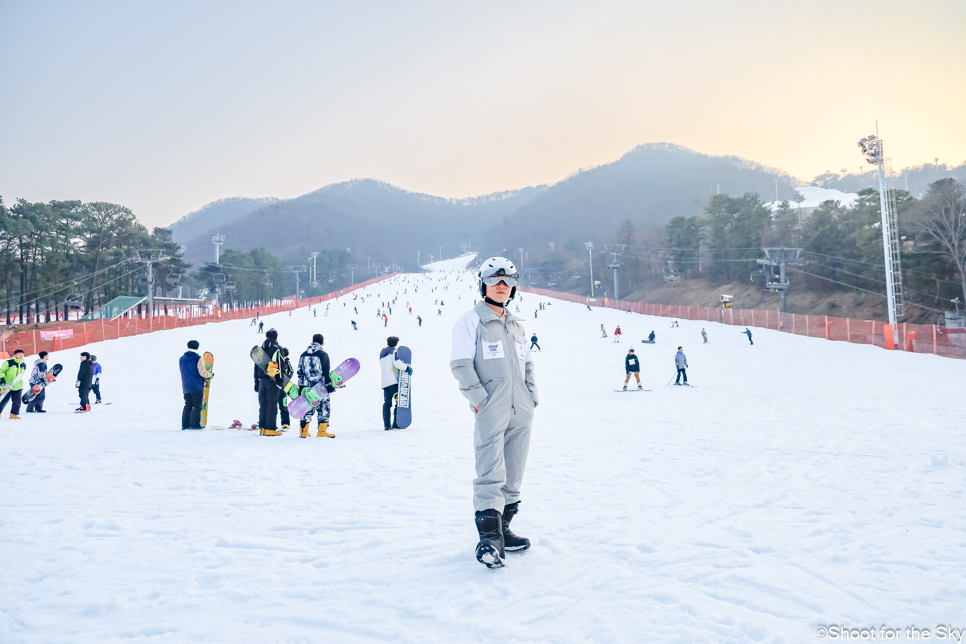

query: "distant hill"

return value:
[809, 162, 966, 197]
[171, 197, 281, 246]
[175, 143, 804, 271]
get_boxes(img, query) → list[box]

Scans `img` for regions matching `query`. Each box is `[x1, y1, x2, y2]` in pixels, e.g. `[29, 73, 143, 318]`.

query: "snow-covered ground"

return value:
[2, 255, 965, 643]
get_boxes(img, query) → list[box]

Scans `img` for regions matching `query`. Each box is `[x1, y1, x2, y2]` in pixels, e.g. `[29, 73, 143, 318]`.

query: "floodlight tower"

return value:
[857, 131, 904, 326]
[308, 251, 319, 285]
[585, 241, 594, 299]
[212, 231, 225, 264]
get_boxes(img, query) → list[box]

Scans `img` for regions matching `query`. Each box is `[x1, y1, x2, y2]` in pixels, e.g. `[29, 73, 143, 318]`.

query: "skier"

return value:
[91, 355, 102, 404]
[674, 346, 689, 385]
[296, 334, 336, 438]
[254, 329, 284, 436]
[380, 336, 410, 431]
[0, 349, 27, 418]
[257, 321, 264, 334]
[437, 309, 442, 316]
[530, 333, 541, 351]
[417, 315, 422, 327]
[701, 328, 708, 343]
[743, 328, 754, 345]
[250, 317, 257, 326]
[623, 348, 642, 390]
[351, 320, 358, 330]
[600, 324, 607, 338]
[614, 326, 622, 343]
[325, 304, 329, 316]
[179, 340, 213, 430]
[314, 308, 317, 317]
[75, 351, 94, 412]
[534, 309, 537, 319]
[450, 257, 537, 569]
[647, 330, 656, 343]
[25, 351, 51, 413]
[354, 306, 358, 314]
[384, 314, 388, 327]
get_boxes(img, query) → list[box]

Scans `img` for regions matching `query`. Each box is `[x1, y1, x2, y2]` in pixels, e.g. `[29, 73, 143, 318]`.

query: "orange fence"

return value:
[0, 274, 396, 357]
[524, 287, 966, 360]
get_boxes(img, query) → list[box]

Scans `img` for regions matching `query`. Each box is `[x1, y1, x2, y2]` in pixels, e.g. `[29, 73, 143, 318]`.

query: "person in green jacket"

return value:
[0, 349, 28, 419]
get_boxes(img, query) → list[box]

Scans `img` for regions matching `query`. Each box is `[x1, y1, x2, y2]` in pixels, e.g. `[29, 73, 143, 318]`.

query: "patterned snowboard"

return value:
[287, 358, 360, 420]
[394, 346, 412, 428]
[200, 352, 214, 428]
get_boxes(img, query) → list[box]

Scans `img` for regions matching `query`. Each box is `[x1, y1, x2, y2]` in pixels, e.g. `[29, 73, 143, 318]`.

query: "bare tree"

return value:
[916, 178, 966, 303]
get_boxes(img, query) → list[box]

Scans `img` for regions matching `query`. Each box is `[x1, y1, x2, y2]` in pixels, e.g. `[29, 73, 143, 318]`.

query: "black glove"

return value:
[254, 382, 259, 392]
[406, 367, 413, 375]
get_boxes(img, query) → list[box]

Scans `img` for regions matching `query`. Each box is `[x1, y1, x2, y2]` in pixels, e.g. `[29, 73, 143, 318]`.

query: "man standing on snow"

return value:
[701, 328, 708, 344]
[380, 336, 410, 431]
[530, 333, 541, 351]
[623, 348, 642, 390]
[75, 351, 94, 412]
[297, 334, 336, 438]
[450, 257, 538, 569]
[0, 349, 28, 419]
[674, 346, 689, 385]
[180, 340, 213, 430]
[743, 328, 753, 345]
[255, 329, 284, 436]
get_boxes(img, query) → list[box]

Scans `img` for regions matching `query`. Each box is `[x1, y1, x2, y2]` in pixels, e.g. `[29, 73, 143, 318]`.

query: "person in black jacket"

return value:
[623, 348, 642, 391]
[75, 352, 94, 412]
[254, 329, 284, 436]
[297, 334, 336, 438]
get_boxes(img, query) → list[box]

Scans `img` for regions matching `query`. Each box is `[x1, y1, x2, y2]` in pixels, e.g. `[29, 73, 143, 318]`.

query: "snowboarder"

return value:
[254, 329, 284, 436]
[0, 349, 27, 418]
[450, 257, 537, 569]
[91, 355, 102, 404]
[743, 328, 754, 345]
[257, 321, 264, 334]
[179, 340, 214, 430]
[380, 336, 410, 431]
[701, 328, 708, 343]
[534, 309, 537, 318]
[384, 314, 388, 327]
[600, 324, 607, 338]
[674, 346, 688, 385]
[437, 309, 442, 316]
[530, 333, 541, 351]
[351, 320, 358, 330]
[75, 352, 94, 412]
[296, 334, 336, 438]
[278, 348, 293, 431]
[417, 315, 422, 327]
[614, 326, 622, 343]
[647, 330, 656, 343]
[25, 351, 50, 413]
[623, 348, 642, 390]
[671, 320, 679, 328]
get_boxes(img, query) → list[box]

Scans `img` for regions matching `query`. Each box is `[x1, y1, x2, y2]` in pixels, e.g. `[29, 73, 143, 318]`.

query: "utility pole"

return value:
[288, 265, 307, 301]
[135, 249, 167, 317]
[585, 241, 594, 299]
[212, 231, 225, 264]
[604, 244, 625, 300]
[439, 246, 442, 262]
[858, 131, 904, 326]
[756, 247, 807, 313]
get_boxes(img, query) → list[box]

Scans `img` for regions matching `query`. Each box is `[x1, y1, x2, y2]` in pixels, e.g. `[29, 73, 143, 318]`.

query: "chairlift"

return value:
[166, 274, 182, 286]
[663, 260, 682, 283]
[65, 294, 83, 308]
[213, 273, 226, 284]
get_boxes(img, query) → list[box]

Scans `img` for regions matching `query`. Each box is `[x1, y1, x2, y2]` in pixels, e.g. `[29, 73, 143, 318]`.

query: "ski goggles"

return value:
[481, 271, 519, 287]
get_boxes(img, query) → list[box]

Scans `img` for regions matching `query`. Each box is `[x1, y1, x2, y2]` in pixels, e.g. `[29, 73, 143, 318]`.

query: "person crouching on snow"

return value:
[450, 257, 538, 569]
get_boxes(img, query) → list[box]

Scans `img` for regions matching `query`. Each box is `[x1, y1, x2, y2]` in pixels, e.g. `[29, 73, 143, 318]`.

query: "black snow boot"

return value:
[474, 509, 505, 568]
[502, 502, 531, 552]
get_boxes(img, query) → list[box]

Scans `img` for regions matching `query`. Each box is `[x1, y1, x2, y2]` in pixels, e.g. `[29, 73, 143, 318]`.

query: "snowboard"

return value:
[21, 364, 63, 403]
[250, 346, 300, 402]
[286, 358, 361, 420]
[641, 340, 655, 344]
[0, 364, 27, 395]
[200, 352, 214, 428]
[394, 346, 413, 429]
[615, 388, 651, 392]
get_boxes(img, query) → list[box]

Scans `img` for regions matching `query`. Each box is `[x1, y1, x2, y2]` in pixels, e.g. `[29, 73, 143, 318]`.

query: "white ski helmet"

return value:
[478, 257, 520, 300]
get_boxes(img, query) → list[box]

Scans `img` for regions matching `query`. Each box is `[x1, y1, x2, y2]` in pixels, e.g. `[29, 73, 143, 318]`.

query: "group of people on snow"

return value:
[0, 349, 103, 418]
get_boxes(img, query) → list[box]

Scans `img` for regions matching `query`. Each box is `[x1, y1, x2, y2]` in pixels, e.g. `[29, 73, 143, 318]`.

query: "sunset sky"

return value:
[1, 0, 964, 228]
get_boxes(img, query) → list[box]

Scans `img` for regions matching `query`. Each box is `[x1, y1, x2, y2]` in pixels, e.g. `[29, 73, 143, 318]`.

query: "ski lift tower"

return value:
[308, 251, 319, 286]
[212, 231, 225, 264]
[585, 241, 594, 299]
[289, 265, 307, 302]
[858, 131, 904, 327]
[603, 244, 625, 300]
[756, 247, 807, 313]
[134, 249, 167, 317]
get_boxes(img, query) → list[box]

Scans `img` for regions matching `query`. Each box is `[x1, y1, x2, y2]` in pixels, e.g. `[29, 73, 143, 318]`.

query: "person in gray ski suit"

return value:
[450, 257, 538, 569]
[674, 346, 689, 385]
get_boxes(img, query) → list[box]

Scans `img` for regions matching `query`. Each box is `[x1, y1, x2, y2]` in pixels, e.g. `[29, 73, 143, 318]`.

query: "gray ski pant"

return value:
[473, 402, 533, 514]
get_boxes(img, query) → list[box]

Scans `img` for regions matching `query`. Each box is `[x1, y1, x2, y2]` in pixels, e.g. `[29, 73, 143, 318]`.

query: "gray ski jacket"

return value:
[675, 352, 688, 368]
[450, 302, 538, 413]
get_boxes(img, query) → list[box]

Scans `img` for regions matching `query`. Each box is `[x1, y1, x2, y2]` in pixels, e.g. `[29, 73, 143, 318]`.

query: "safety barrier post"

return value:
[906, 331, 916, 352]
[933, 325, 938, 355]
[883, 324, 895, 350]
[825, 316, 830, 340]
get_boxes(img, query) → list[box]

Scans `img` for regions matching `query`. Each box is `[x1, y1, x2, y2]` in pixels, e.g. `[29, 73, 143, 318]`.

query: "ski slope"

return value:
[2, 255, 965, 643]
